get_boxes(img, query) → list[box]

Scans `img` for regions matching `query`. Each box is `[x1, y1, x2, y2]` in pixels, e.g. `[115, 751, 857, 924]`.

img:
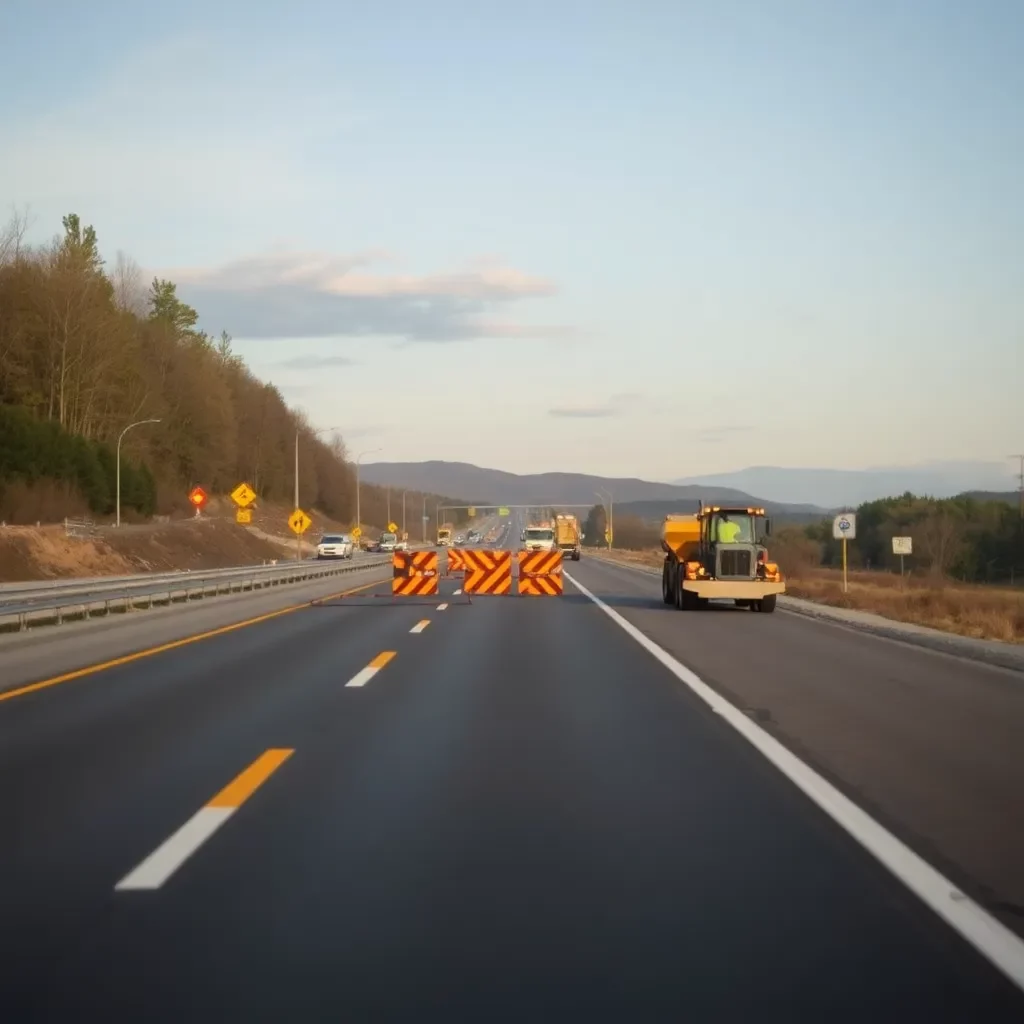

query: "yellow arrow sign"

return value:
[235, 508, 252, 525]
[289, 508, 312, 535]
[230, 481, 256, 508]
[351, 526, 362, 539]
[387, 521, 398, 533]
[468, 507, 476, 517]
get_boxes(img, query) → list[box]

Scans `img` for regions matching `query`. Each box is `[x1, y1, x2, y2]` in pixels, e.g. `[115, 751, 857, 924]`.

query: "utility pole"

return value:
[422, 494, 426, 543]
[387, 486, 391, 524]
[294, 432, 300, 561]
[1012, 454, 1024, 521]
[402, 490, 406, 535]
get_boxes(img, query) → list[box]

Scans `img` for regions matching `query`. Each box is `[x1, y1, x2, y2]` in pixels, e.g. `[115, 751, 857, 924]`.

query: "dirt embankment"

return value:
[592, 548, 1024, 644]
[0, 519, 291, 582]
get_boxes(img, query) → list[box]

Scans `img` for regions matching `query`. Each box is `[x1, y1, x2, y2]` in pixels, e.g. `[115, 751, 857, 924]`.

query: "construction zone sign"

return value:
[392, 551, 439, 597]
[420, 548, 563, 597]
[517, 550, 564, 596]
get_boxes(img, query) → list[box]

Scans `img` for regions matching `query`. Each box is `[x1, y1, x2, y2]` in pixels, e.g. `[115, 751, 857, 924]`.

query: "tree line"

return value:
[0, 210, 459, 527]
[580, 494, 1024, 585]
[801, 493, 1024, 584]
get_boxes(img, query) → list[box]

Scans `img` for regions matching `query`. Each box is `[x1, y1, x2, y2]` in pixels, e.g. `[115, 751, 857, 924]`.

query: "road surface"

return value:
[2, 515, 1023, 1020]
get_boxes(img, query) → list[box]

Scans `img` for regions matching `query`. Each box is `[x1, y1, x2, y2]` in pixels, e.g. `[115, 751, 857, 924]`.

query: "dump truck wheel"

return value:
[756, 594, 777, 614]
[662, 562, 674, 605]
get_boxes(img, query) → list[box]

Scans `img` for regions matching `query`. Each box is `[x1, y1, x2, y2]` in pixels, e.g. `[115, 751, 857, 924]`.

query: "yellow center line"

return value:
[369, 651, 396, 669]
[207, 748, 294, 809]
[0, 576, 387, 704]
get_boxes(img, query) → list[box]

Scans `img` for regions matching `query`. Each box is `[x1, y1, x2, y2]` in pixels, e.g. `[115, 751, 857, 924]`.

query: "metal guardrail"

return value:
[0, 557, 392, 632]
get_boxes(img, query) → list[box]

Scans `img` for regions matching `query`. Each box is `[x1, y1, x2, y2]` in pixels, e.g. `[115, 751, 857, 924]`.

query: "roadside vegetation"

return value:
[0, 210, 463, 529]
[581, 498, 1024, 643]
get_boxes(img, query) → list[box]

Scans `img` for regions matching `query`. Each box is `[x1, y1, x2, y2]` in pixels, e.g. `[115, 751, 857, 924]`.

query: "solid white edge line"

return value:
[436, 603, 449, 610]
[345, 665, 381, 688]
[563, 569, 1024, 993]
[115, 806, 234, 890]
[409, 620, 430, 633]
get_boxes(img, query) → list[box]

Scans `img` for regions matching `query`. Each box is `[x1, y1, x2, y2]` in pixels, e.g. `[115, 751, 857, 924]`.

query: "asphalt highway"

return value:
[2, 516, 1023, 1020]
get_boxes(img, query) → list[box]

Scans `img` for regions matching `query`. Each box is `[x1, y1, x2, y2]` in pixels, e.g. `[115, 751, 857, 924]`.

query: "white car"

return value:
[317, 534, 354, 559]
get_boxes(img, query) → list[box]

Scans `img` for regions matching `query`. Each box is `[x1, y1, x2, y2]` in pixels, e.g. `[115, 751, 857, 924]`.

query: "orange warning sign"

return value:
[462, 549, 512, 595]
[392, 550, 439, 596]
[518, 550, 563, 596]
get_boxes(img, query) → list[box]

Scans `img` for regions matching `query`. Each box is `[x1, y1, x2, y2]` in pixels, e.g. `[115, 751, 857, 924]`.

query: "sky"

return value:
[1, 0, 1021, 482]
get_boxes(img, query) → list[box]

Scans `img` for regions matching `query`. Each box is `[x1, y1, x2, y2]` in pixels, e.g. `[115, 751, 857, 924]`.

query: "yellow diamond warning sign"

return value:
[231, 482, 256, 508]
[289, 508, 312, 535]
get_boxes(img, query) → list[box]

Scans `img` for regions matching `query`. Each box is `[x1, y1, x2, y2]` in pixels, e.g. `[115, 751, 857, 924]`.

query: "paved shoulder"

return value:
[567, 555, 1024, 941]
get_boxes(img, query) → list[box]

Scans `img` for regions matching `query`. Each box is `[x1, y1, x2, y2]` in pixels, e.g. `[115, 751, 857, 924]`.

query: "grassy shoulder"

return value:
[589, 547, 1024, 644]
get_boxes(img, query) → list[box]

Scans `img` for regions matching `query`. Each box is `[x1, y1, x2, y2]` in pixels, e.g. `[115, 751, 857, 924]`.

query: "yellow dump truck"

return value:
[437, 523, 453, 546]
[554, 514, 581, 561]
[661, 505, 784, 613]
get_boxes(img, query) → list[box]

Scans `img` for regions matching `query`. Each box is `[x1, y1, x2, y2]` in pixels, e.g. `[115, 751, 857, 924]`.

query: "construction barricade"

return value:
[517, 550, 563, 595]
[392, 550, 439, 597]
[461, 549, 512, 596]
[445, 547, 465, 577]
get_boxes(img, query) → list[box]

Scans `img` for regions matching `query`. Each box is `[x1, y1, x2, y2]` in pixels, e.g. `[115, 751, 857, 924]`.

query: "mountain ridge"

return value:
[358, 461, 827, 515]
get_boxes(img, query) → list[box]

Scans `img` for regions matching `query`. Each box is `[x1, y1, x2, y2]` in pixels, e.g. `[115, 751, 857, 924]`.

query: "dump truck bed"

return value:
[660, 515, 701, 561]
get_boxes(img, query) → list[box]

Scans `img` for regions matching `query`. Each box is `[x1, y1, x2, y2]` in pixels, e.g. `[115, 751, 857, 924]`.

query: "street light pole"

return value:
[355, 447, 382, 539]
[402, 490, 406, 536]
[116, 418, 160, 527]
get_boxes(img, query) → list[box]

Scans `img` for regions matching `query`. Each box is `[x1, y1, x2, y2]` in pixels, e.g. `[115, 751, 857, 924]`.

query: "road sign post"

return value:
[892, 535, 912, 578]
[833, 513, 857, 593]
[289, 508, 312, 560]
[188, 486, 208, 518]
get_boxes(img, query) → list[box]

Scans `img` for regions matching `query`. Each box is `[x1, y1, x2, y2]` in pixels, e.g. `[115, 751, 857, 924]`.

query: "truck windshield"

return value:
[381, 534, 396, 542]
[711, 514, 755, 543]
[526, 529, 554, 541]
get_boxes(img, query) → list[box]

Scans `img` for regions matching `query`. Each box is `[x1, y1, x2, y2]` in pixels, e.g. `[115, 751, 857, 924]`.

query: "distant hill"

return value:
[613, 498, 825, 526]
[673, 461, 1017, 508]
[358, 461, 828, 516]
[956, 490, 1020, 507]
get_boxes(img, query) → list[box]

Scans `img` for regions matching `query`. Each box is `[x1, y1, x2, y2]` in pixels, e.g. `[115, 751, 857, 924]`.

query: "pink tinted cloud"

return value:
[167, 249, 555, 301]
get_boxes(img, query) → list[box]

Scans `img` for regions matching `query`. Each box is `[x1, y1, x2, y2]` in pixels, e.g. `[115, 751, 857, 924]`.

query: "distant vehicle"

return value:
[454, 534, 465, 545]
[378, 532, 398, 553]
[554, 514, 582, 561]
[395, 536, 409, 551]
[317, 534, 354, 560]
[437, 524, 453, 546]
[522, 525, 556, 553]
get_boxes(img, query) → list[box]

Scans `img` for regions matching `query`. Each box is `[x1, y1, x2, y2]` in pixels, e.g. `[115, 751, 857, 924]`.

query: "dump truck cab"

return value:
[661, 505, 784, 613]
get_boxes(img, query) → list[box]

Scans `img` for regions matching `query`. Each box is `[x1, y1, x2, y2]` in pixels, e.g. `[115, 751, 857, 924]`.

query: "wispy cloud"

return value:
[548, 405, 618, 419]
[696, 425, 754, 443]
[547, 392, 644, 419]
[275, 354, 358, 371]
[164, 249, 569, 343]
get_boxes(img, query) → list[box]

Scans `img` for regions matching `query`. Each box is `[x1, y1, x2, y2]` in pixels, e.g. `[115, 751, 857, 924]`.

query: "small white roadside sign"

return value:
[892, 536, 913, 556]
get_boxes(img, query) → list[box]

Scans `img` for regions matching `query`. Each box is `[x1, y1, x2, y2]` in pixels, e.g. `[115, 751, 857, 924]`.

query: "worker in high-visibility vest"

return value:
[716, 514, 741, 543]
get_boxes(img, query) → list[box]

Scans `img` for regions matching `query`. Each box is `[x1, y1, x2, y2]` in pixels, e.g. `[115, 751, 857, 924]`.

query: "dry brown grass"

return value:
[591, 548, 1024, 644]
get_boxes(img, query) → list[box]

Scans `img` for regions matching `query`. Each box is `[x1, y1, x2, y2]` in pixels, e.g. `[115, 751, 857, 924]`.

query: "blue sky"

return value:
[2, 0, 1021, 482]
